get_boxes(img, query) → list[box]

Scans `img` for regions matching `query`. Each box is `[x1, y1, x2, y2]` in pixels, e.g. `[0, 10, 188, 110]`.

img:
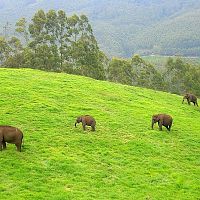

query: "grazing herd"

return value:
[0, 93, 198, 152]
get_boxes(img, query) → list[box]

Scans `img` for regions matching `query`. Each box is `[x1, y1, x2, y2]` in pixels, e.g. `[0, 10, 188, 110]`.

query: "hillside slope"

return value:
[0, 68, 199, 199]
[134, 10, 200, 56]
[0, 0, 200, 57]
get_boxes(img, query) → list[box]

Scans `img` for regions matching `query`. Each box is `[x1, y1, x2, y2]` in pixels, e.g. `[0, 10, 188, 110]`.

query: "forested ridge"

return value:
[0, 0, 200, 57]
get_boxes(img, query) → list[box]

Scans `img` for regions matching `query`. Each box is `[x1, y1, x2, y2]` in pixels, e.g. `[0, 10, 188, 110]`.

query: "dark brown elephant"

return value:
[182, 93, 198, 106]
[0, 126, 23, 151]
[152, 114, 173, 131]
[75, 115, 96, 131]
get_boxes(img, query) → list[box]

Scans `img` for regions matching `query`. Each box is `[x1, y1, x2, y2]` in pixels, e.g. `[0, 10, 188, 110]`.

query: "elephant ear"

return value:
[152, 114, 158, 121]
[76, 116, 81, 122]
[155, 114, 160, 121]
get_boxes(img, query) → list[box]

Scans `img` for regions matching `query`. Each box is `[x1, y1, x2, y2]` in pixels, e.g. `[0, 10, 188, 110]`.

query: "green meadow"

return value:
[0, 68, 199, 200]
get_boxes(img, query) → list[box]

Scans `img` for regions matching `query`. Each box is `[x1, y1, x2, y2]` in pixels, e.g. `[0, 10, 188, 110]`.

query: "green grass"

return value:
[0, 68, 199, 200]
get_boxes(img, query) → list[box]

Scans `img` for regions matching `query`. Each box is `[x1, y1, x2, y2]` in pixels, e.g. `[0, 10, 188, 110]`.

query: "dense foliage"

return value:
[1, 9, 106, 80]
[163, 58, 200, 96]
[0, 9, 200, 97]
[107, 55, 200, 96]
[108, 55, 164, 91]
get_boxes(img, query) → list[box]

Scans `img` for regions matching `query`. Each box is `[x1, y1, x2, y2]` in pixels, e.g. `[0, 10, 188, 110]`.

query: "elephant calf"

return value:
[75, 115, 96, 131]
[152, 114, 173, 131]
[182, 93, 198, 106]
[0, 126, 23, 152]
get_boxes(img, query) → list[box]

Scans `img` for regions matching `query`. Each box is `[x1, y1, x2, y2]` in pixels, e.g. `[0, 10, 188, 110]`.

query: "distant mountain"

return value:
[0, 0, 200, 57]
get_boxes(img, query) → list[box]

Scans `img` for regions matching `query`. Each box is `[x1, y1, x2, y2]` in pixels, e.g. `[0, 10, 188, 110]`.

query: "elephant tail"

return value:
[22, 138, 25, 147]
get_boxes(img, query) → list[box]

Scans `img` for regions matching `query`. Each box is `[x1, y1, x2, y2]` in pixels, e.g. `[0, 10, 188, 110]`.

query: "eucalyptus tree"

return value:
[107, 55, 164, 90]
[25, 9, 106, 78]
[15, 17, 29, 45]
[163, 58, 200, 95]
[131, 54, 164, 90]
[0, 36, 10, 64]
[0, 36, 24, 68]
[108, 57, 134, 85]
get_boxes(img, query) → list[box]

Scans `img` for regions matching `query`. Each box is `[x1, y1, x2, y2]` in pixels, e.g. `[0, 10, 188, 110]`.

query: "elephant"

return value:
[152, 114, 173, 131]
[182, 93, 198, 106]
[75, 115, 96, 131]
[0, 126, 23, 152]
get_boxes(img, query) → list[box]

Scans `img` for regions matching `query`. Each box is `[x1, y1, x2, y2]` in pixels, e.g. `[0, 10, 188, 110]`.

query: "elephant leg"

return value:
[0, 137, 3, 151]
[91, 125, 95, 131]
[82, 122, 86, 131]
[197, 102, 199, 107]
[2, 141, 6, 149]
[167, 125, 171, 131]
[0, 141, 2, 151]
[158, 119, 163, 131]
[15, 143, 21, 152]
[158, 122, 162, 131]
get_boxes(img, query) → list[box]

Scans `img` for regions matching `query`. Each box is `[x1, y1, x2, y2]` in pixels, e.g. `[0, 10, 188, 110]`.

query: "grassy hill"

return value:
[0, 68, 199, 199]
[0, 0, 200, 57]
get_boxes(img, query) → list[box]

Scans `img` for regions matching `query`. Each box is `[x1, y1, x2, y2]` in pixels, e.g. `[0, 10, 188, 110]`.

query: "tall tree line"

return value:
[107, 55, 200, 96]
[0, 9, 199, 96]
[0, 9, 106, 80]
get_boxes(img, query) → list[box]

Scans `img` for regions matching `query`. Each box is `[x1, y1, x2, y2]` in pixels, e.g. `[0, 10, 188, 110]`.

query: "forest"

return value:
[0, 0, 200, 57]
[0, 9, 200, 96]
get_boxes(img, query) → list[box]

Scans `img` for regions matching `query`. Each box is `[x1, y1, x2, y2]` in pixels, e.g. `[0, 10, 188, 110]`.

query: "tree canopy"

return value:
[0, 9, 199, 97]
